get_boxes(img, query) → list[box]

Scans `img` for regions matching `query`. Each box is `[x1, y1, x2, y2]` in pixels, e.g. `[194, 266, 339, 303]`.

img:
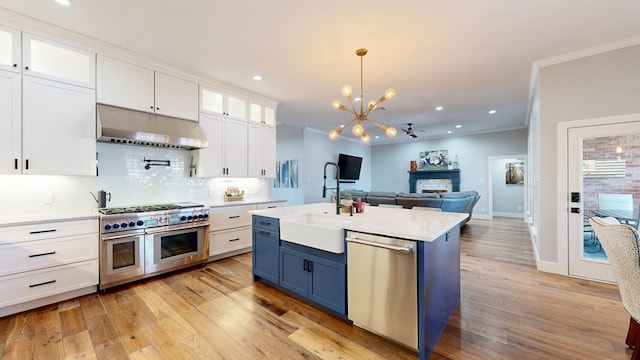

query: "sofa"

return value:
[340, 190, 480, 225]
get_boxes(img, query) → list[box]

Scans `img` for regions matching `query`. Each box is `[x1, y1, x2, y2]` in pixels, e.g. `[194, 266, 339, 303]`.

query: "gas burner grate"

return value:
[99, 203, 203, 215]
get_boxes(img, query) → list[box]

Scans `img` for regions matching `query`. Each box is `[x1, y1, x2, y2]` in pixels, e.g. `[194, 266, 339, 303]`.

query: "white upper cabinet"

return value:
[0, 70, 21, 174]
[97, 55, 154, 113]
[154, 72, 198, 120]
[96, 55, 198, 121]
[0, 25, 20, 73]
[201, 85, 247, 121]
[249, 99, 277, 127]
[192, 113, 248, 178]
[248, 124, 276, 178]
[22, 76, 96, 175]
[22, 33, 95, 89]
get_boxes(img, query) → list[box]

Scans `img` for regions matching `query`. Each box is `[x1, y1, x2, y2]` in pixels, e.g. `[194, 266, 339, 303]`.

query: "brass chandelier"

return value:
[329, 48, 397, 144]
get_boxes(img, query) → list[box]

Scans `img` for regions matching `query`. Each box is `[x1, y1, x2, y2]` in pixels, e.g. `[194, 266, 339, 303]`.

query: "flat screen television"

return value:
[337, 153, 363, 181]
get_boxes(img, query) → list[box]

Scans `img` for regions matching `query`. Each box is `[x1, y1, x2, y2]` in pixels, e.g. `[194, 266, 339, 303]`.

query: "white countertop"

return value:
[250, 203, 467, 242]
[0, 211, 100, 227]
[206, 199, 285, 208]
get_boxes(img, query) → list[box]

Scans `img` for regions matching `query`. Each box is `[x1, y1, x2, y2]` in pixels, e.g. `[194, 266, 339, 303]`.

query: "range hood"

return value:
[96, 104, 208, 150]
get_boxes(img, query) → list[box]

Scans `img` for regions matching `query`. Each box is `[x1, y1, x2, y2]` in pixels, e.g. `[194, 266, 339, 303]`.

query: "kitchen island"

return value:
[251, 203, 467, 360]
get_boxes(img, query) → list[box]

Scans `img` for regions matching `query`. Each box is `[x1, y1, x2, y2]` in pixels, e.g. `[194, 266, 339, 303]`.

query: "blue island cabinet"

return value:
[279, 246, 346, 315]
[252, 215, 280, 285]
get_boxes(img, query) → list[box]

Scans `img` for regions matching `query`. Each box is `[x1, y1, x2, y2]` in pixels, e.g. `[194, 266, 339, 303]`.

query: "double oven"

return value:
[98, 203, 210, 290]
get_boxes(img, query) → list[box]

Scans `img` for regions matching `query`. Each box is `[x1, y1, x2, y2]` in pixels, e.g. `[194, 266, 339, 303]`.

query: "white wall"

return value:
[491, 157, 525, 218]
[371, 129, 528, 218]
[535, 43, 640, 266]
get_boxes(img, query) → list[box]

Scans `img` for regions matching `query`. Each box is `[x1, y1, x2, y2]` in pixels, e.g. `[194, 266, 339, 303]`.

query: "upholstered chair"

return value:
[589, 216, 640, 360]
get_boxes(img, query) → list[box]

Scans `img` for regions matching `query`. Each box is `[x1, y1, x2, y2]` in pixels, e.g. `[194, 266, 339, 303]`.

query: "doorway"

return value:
[566, 120, 640, 282]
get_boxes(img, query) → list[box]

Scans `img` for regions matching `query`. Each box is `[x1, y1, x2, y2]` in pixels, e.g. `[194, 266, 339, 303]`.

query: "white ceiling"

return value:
[2, 0, 640, 144]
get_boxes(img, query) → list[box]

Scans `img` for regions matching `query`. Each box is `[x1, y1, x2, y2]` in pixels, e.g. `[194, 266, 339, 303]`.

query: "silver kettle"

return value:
[97, 190, 111, 208]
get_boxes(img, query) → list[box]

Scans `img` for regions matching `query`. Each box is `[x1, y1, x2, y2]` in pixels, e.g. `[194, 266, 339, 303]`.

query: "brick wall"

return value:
[583, 135, 640, 215]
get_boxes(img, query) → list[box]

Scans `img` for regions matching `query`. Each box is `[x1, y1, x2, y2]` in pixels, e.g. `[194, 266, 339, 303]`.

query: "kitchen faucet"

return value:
[322, 161, 342, 215]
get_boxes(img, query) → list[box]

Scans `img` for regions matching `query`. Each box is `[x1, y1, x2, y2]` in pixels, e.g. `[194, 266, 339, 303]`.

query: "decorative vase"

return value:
[354, 202, 365, 213]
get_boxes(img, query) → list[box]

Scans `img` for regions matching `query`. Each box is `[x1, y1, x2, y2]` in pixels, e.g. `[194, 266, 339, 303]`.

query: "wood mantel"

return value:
[408, 170, 460, 193]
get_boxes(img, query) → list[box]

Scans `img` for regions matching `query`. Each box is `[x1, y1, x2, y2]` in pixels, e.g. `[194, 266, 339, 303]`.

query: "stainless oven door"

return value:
[144, 223, 210, 275]
[100, 230, 145, 289]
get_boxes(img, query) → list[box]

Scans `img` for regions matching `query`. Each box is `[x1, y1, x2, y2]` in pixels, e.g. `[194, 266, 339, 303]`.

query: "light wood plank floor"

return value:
[0, 217, 632, 359]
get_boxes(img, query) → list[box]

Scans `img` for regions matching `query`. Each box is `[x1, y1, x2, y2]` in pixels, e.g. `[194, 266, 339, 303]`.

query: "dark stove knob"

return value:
[129, 221, 136, 227]
[121, 222, 128, 228]
[180, 215, 187, 221]
[187, 215, 194, 220]
[113, 223, 120, 229]
[203, 214, 209, 219]
[137, 220, 144, 226]
[197, 214, 204, 219]
[104, 224, 112, 230]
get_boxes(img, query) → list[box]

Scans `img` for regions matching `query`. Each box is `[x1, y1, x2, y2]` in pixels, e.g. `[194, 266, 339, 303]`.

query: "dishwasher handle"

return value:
[346, 236, 415, 253]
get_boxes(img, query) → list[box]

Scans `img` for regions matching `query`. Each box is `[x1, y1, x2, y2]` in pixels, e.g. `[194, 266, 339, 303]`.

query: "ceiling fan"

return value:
[401, 123, 417, 138]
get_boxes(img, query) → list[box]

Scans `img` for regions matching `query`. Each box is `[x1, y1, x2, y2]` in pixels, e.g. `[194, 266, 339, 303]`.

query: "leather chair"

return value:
[589, 216, 640, 360]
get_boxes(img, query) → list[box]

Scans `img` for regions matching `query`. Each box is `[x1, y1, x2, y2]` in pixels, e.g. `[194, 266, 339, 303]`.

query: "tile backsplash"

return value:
[0, 142, 270, 216]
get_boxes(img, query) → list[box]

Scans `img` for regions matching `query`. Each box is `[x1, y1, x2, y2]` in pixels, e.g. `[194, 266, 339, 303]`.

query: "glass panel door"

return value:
[568, 122, 640, 282]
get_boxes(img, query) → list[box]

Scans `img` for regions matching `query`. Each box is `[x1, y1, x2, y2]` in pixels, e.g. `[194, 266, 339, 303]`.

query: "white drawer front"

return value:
[0, 219, 98, 245]
[210, 227, 252, 256]
[0, 259, 98, 307]
[256, 202, 285, 210]
[210, 205, 255, 231]
[0, 233, 98, 276]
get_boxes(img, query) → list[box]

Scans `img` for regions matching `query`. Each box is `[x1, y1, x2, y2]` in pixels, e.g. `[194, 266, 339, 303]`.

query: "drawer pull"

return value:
[229, 215, 240, 219]
[28, 251, 56, 258]
[29, 280, 56, 288]
[259, 230, 271, 236]
[29, 229, 57, 235]
[229, 238, 241, 242]
[259, 221, 271, 226]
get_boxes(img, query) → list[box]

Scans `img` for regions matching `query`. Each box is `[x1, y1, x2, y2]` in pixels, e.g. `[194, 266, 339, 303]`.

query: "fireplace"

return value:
[417, 179, 452, 193]
[408, 170, 460, 193]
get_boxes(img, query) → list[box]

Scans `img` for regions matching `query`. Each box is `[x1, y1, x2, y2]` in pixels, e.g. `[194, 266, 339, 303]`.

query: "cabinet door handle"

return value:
[14, 158, 18, 170]
[28, 251, 56, 258]
[29, 280, 56, 288]
[150, 105, 154, 110]
[229, 215, 240, 219]
[229, 238, 241, 242]
[29, 229, 57, 235]
[13, 63, 17, 68]
[24, 65, 29, 71]
[156, 107, 159, 110]
[306, 260, 312, 272]
[25, 159, 29, 170]
[303, 259, 308, 271]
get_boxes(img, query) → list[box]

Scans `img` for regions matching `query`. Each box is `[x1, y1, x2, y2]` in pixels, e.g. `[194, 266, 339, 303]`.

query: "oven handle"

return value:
[101, 232, 144, 241]
[145, 222, 210, 235]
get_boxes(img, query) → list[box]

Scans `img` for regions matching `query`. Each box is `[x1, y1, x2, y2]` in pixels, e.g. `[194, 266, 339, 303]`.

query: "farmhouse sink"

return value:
[279, 213, 354, 253]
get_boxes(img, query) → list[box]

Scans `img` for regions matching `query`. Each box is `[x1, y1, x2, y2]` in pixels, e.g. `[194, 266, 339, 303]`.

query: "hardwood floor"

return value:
[0, 217, 632, 359]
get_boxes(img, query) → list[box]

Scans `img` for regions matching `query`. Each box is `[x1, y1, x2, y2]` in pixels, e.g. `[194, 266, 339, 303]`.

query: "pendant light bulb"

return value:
[328, 129, 340, 140]
[361, 133, 371, 144]
[341, 85, 352, 97]
[385, 126, 397, 138]
[352, 123, 364, 136]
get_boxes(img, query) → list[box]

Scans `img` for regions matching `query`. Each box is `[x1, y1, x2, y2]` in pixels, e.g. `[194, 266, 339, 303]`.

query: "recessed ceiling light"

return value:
[54, 0, 70, 5]
[447, 131, 452, 134]
[435, 106, 444, 111]
[455, 125, 462, 128]
[253, 75, 262, 81]
[354, 97, 361, 102]
[488, 110, 497, 114]
[375, 135, 380, 139]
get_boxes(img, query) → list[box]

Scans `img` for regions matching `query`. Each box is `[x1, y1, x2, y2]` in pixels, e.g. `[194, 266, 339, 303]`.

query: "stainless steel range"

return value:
[98, 203, 210, 290]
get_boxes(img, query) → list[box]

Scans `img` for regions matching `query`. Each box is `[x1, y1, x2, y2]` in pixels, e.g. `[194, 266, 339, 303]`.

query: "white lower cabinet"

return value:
[209, 205, 255, 260]
[209, 227, 252, 257]
[208, 202, 285, 260]
[0, 218, 99, 316]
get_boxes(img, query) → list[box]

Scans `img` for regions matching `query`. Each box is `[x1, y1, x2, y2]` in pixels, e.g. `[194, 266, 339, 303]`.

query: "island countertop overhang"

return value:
[249, 202, 467, 242]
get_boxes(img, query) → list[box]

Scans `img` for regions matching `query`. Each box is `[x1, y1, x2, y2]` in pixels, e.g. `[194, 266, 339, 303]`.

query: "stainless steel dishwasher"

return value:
[346, 231, 418, 350]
